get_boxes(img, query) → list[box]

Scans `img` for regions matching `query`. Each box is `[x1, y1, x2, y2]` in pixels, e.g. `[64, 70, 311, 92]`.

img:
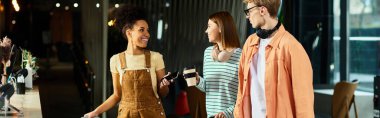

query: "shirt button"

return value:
[161, 112, 164, 115]
[158, 101, 161, 104]
[244, 79, 247, 81]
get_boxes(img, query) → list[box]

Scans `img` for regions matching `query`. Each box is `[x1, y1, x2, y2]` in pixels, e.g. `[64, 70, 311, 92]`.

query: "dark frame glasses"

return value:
[244, 6, 260, 16]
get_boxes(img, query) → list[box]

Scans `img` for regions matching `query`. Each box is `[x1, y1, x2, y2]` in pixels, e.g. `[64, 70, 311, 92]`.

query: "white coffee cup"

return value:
[183, 68, 197, 87]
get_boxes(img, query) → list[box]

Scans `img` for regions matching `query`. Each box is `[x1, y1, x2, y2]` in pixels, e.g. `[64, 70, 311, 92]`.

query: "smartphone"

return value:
[164, 72, 179, 80]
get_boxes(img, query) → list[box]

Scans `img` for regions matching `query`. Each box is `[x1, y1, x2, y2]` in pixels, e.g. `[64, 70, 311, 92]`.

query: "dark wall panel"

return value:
[108, 0, 247, 74]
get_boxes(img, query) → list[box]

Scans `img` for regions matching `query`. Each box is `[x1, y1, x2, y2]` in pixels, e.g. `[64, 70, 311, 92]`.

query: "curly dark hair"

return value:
[114, 5, 147, 38]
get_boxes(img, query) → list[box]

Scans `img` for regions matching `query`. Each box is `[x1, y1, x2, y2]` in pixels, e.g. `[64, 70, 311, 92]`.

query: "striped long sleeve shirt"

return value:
[196, 46, 241, 118]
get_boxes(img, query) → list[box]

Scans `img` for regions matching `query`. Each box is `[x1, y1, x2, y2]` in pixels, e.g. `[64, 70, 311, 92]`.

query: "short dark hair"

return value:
[114, 5, 147, 38]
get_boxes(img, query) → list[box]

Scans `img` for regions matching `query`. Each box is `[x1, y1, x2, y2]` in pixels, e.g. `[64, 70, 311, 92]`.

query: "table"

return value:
[0, 86, 42, 118]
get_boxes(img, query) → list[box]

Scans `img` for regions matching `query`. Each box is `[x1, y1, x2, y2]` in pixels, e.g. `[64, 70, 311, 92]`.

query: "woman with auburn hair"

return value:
[195, 11, 241, 118]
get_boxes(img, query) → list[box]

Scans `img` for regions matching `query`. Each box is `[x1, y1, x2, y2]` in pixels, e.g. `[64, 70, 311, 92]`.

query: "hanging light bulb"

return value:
[64, 6, 69, 10]
[73, 3, 78, 8]
[56, 3, 60, 8]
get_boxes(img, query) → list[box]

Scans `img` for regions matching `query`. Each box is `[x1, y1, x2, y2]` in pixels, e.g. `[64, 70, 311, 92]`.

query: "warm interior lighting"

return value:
[64, 6, 69, 10]
[0, 5, 4, 12]
[108, 19, 115, 27]
[73, 3, 78, 8]
[12, 0, 20, 12]
[0, 0, 3, 12]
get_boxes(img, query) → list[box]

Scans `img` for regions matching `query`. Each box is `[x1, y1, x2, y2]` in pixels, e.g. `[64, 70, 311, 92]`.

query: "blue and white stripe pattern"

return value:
[196, 46, 241, 118]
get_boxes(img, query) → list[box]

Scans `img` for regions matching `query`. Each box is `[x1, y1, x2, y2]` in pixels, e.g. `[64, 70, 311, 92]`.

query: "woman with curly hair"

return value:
[84, 5, 171, 118]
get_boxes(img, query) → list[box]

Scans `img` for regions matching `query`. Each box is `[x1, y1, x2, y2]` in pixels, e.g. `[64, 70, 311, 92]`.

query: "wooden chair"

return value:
[332, 80, 359, 118]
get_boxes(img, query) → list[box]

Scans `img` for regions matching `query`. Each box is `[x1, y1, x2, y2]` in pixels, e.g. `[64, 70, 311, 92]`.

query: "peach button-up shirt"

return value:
[234, 25, 314, 118]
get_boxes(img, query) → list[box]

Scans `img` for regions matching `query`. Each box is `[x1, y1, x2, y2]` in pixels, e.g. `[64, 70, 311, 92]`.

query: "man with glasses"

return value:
[234, 0, 314, 117]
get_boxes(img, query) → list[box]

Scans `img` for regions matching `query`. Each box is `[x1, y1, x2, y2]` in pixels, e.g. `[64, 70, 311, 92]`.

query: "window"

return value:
[334, 0, 380, 92]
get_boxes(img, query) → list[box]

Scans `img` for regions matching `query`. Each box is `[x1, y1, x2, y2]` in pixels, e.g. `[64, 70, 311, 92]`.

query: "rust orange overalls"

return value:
[117, 51, 166, 118]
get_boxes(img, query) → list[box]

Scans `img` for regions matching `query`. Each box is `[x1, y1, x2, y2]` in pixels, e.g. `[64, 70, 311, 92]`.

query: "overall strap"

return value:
[119, 52, 127, 69]
[144, 50, 151, 68]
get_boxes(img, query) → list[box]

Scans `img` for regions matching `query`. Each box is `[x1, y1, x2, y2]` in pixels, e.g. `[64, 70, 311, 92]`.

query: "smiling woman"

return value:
[84, 5, 172, 118]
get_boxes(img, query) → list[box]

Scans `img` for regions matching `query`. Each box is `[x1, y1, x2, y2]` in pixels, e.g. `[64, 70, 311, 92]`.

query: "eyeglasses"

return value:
[244, 6, 260, 16]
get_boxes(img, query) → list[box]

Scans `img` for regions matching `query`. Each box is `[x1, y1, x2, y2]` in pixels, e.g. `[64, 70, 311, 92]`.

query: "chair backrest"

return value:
[332, 80, 358, 118]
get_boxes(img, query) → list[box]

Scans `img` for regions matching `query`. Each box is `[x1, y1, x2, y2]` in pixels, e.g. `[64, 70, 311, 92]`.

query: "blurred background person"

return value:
[0, 37, 12, 84]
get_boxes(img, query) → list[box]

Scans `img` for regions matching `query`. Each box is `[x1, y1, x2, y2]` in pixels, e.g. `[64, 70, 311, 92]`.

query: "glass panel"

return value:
[348, 0, 380, 92]
[333, 0, 341, 84]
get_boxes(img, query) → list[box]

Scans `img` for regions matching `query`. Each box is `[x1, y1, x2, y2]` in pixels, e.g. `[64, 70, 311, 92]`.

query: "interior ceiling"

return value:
[29, 0, 124, 12]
